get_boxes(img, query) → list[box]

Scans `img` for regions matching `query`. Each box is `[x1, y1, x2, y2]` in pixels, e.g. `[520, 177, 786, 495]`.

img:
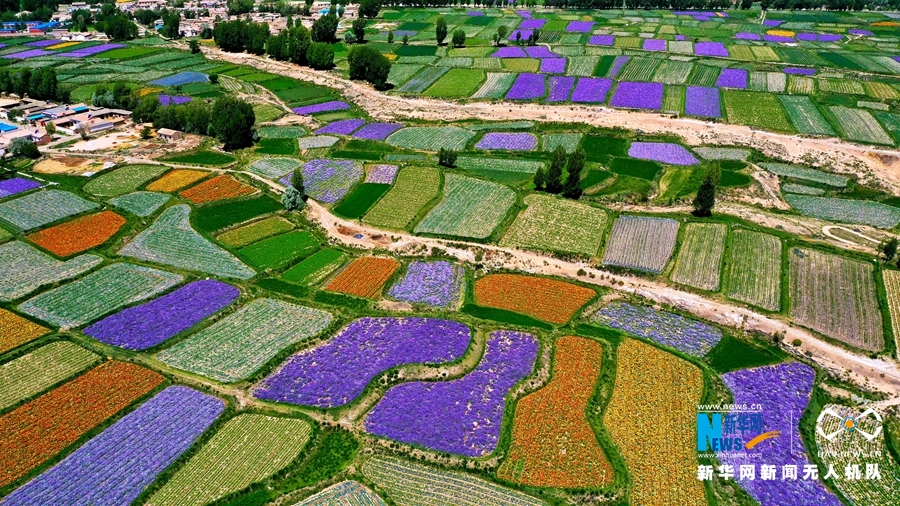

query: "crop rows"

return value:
[0, 308, 48, 355]
[281, 249, 346, 285]
[882, 270, 900, 353]
[108, 191, 170, 217]
[247, 158, 302, 180]
[785, 194, 900, 229]
[217, 217, 293, 248]
[0, 190, 99, 232]
[386, 126, 474, 151]
[0, 241, 103, 301]
[362, 455, 546, 506]
[725, 229, 782, 311]
[501, 195, 607, 256]
[18, 263, 183, 328]
[0, 341, 100, 411]
[397, 66, 449, 93]
[829, 106, 894, 145]
[414, 174, 515, 239]
[363, 167, 440, 230]
[759, 162, 849, 187]
[474, 273, 594, 324]
[602, 215, 679, 273]
[472, 73, 515, 99]
[388, 260, 465, 308]
[26, 211, 125, 257]
[159, 298, 333, 383]
[592, 302, 722, 357]
[297, 481, 387, 505]
[325, 256, 400, 299]
[83, 165, 169, 197]
[146, 169, 209, 192]
[180, 175, 258, 204]
[454, 156, 542, 175]
[778, 95, 835, 135]
[670, 223, 727, 291]
[789, 247, 883, 351]
[148, 414, 312, 506]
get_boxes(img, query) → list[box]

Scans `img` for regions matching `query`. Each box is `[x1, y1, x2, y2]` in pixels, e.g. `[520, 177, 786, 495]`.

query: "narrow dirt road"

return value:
[305, 200, 900, 397]
[202, 47, 900, 193]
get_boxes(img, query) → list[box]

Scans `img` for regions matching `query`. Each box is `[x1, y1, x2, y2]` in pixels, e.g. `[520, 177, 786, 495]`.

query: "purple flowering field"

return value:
[24, 39, 58, 47]
[387, 261, 465, 308]
[783, 67, 816, 75]
[364, 330, 538, 457]
[547, 76, 574, 102]
[476, 132, 537, 151]
[628, 142, 699, 165]
[540, 58, 566, 73]
[515, 9, 531, 17]
[0, 177, 41, 198]
[519, 19, 546, 30]
[735, 32, 762, 40]
[365, 164, 399, 184]
[2, 49, 53, 59]
[315, 119, 365, 135]
[467, 10, 484, 16]
[643, 39, 667, 52]
[716, 68, 748, 89]
[508, 29, 533, 41]
[56, 43, 125, 57]
[566, 21, 594, 33]
[525, 46, 556, 59]
[352, 122, 403, 140]
[608, 55, 630, 78]
[293, 101, 350, 115]
[763, 19, 784, 26]
[720, 363, 842, 506]
[493, 46, 527, 58]
[592, 302, 721, 356]
[849, 29, 873, 36]
[796, 33, 842, 42]
[694, 41, 729, 57]
[83, 280, 240, 350]
[571, 77, 612, 103]
[3, 386, 223, 506]
[254, 317, 472, 408]
[279, 159, 362, 203]
[610, 81, 663, 110]
[589, 35, 614, 46]
[685, 86, 721, 118]
[505, 73, 545, 100]
[158, 94, 191, 106]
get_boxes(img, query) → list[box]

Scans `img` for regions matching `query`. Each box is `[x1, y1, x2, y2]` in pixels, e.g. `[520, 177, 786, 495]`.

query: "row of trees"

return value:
[534, 146, 586, 199]
[133, 95, 256, 150]
[90, 82, 141, 110]
[0, 67, 69, 103]
[213, 18, 271, 54]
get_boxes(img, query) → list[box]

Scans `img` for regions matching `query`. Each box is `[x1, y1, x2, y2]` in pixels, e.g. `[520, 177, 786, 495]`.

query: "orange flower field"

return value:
[473, 274, 595, 324]
[179, 175, 257, 204]
[146, 169, 209, 192]
[498, 336, 614, 488]
[603, 339, 706, 506]
[325, 256, 400, 299]
[0, 361, 164, 488]
[0, 309, 49, 355]
[26, 211, 126, 257]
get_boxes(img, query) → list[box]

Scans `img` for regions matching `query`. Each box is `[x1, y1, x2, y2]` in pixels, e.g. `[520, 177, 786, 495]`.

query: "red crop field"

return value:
[474, 274, 595, 324]
[498, 336, 614, 488]
[0, 361, 164, 488]
[179, 175, 257, 204]
[324, 256, 400, 298]
[26, 211, 126, 257]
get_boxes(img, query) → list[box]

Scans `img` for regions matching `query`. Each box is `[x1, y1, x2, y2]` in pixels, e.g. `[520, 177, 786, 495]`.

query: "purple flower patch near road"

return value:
[817, 34, 842, 42]
[716, 68, 748, 89]
[2, 386, 223, 506]
[2, 49, 53, 59]
[610, 81, 663, 110]
[158, 94, 191, 106]
[293, 101, 350, 115]
[566, 21, 594, 33]
[694, 41, 728, 57]
[608, 55, 630, 78]
[0, 177, 41, 198]
[592, 302, 720, 356]
[643, 39, 666, 52]
[314, 119, 365, 135]
[735, 32, 762, 40]
[547, 76, 574, 102]
[56, 43, 125, 57]
[849, 29, 873, 36]
[628, 141, 699, 165]
[589, 35, 614, 46]
[364, 330, 538, 457]
[505, 73, 545, 100]
[519, 19, 546, 29]
[719, 363, 843, 506]
[476, 132, 538, 151]
[540, 57, 566, 73]
[525, 45, 556, 58]
[685, 86, 721, 118]
[352, 122, 403, 140]
[466, 10, 483, 15]
[253, 317, 472, 408]
[282, 159, 362, 203]
[493, 46, 527, 58]
[24, 39, 58, 47]
[515, 9, 531, 17]
[797, 32, 818, 41]
[83, 280, 240, 350]
[783, 67, 816, 75]
[763, 19, 784, 26]
[571, 77, 612, 103]
[388, 261, 465, 308]
[365, 164, 399, 184]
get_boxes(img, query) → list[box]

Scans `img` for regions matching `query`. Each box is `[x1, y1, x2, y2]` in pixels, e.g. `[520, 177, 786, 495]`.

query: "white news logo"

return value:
[816, 407, 882, 442]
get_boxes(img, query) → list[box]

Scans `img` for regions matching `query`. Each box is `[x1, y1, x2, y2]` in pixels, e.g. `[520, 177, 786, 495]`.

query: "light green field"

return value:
[500, 195, 607, 256]
[363, 166, 441, 230]
[670, 223, 727, 291]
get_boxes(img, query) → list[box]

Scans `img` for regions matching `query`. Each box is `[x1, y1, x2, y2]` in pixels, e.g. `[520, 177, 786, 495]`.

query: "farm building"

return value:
[157, 128, 183, 141]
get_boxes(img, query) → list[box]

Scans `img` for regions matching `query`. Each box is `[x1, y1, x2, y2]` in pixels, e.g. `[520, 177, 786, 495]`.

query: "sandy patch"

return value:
[33, 156, 106, 175]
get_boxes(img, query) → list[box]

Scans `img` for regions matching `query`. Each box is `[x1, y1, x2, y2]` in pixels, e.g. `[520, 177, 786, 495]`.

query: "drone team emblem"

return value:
[816, 407, 882, 442]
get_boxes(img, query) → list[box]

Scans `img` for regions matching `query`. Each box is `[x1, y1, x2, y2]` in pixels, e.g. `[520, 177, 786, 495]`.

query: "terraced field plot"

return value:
[297, 481, 386, 505]
[414, 174, 516, 239]
[386, 126, 475, 151]
[363, 167, 441, 230]
[784, 194, 900, 229]
[0, 190, 99, 232]
[670, 223, 727, 291]
[325, 256, 400, 299]
[789, 247, 883, 351]
[602, 215, 679, 273]
[500, 195, 607, 256]
[108, 191, 170, 217]
[0, 241, 103, 302]
[0, 341, 100, 411]
[83, 165, 169, 197]
[725, 229, 782, 311]
[281, 249, 347, 285]
[0, 309, 49, 355]
[473, 274, 595, 324]
[217, 217, 294, 248]
[238, 230, 319, 270]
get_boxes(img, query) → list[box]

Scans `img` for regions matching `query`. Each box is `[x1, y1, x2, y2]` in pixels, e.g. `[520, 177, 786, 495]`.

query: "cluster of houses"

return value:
[0, 97, 132, 153]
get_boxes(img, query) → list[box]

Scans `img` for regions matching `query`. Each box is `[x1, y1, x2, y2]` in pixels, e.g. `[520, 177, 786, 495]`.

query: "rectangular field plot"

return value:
[0, 308, 49, 355]
[828, 106, 894, 145]
[500, 195, 607, 256]
[297, 481, 386, 506]
[778, 95, 835, 136]
[158, 299, 333, 383]
[397, 66, 450, 93]
[325, 256, 400, 299]
[83, 165, 169, 197]
[424, 68, 485, 98]
[281, 249, 347, 285]
[237, 230, 319, 270]
[722, 91, 794, 133]
[146, 414, 311, 506]
[670, 223, 727, 291]
[414, 174, 516, 240]
[0, 241, 103, 302]
[363, 166, 441, 230]
[0, 341, 100, 411]
[602, 215, 679, 273]
[18, 263, 183, 328]
[0, 190, 99, 232]
[725, 229, 782, 311]
[789, 248, 883, 351]
[882, 270, 900, 360]
[472, 72, 516, 99]
[362, 456, 546, 506]
[217, 217, 294, 248]
[784, 194, 900, 229]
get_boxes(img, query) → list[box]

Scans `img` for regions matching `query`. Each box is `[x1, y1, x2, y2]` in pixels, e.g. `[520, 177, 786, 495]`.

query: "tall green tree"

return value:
[495, 25, 508, 46]
[306, 42, 335, 69]
[451, 29, 465, 48]
[352, 18, 367, 43]
[312, 14, 339, 42]
[692, 167, 720, 217]
[882, 238, 898, 261]
[347, 45, 391, 89]
[358, 0, 382, 18]
[435, 15, 447, 45]
[210, 96, 255, 150]
[533, 167, 546, 190]
[562, 147, 585, 199]
[545, 146, 566, 194]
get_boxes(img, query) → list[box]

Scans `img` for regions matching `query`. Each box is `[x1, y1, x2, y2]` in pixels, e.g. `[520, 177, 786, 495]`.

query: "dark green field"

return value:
[333, 183, 391, 219]
[192, 196, 282, 232]
[239, 230, 319, 270]
[160, 150, 236, 166]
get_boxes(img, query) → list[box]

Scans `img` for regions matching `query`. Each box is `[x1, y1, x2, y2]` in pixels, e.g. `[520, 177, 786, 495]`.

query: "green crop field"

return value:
[424, 68, 485, 98]
[363, 166, 441, 230]
[0, 190, 99, 232]
[238, 230, 319, 271]
[333, 183, 392, 219]
[725, 229, 782, 312]
[217, 217, 294, 248]
[281, 249, 347, 285]
[160, 150, 236, 166]
[778, 95, 835, 136]
[0, 241, 103, 302]
[83, 165, 170, 197]
[723, 91, 794, 132]
[500, 195, 607, 256]
[414, 174, 516, 240]
[784, 194, 900, 229]
[0, 341, 100, 411]
[108, 191, 171, 217]
[670, 223, 727, 292]
[386, 126, 475, 151]
[193, 196, 283, 232]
